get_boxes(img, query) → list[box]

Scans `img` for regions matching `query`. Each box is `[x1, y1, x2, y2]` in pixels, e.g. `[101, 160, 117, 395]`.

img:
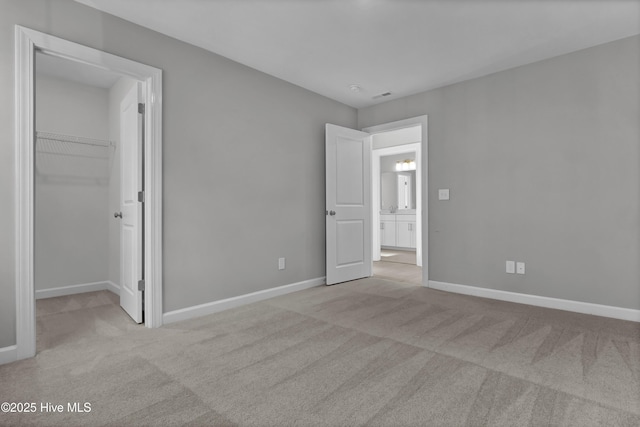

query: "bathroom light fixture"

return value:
[349, 84, 362, 93]
[395, 159, 416, 171]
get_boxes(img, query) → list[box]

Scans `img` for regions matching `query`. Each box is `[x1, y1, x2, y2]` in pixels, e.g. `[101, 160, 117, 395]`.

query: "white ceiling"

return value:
[75, 0, 640, 108]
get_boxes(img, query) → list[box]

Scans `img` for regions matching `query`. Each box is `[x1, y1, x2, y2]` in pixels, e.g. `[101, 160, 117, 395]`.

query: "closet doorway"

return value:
[34, 51, 143, 322]
[14, 26, 163, 361]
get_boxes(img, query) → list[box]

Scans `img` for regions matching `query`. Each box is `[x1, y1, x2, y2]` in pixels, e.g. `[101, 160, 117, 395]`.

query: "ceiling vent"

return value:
[372, 92, 392, 99]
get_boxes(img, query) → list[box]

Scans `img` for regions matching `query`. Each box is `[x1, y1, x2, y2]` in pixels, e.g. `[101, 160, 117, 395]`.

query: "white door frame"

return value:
[363, 116, 428, 286]
[14, 26, 164, 360]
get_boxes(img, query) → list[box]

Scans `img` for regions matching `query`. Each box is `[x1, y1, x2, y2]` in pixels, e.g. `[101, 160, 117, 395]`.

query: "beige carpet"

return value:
[373, 258, 422, 285]
[1, 278, 639, 426]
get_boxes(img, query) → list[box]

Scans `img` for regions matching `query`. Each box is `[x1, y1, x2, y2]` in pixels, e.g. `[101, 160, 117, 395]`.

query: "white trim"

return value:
[428, 280, 640, 323]
[144, 65, 164, 329]
[163, 277, 326, 324]
[14, 26, 163, 362]
[372, 152, 381, 261]
[35, 281, 114, 299]
[364, 115, 428, 285]
[15, 26, 36, 361]
[0, 346, 18, 366]
[106, 281, 121, 296]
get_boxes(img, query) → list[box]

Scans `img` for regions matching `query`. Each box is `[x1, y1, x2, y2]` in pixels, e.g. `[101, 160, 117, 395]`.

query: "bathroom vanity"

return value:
[380, 212, 416, 249]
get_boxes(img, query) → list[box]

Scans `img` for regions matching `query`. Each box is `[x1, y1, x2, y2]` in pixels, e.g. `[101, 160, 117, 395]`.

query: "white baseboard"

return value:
[163, 277, 326, 325]
[428, 280, 640, 323]
[36, 280, 119, 299]
[0, 345, 17, 366]
[106, 281, 120, 296]
[381, 246, 416, 251]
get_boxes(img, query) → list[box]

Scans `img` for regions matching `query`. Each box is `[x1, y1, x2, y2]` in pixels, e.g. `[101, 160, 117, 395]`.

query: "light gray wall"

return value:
[360, 35, 640, 310]
[107, 76, 137, 287]
[0, 0, 356, 348]
[34, 73, 110, 291]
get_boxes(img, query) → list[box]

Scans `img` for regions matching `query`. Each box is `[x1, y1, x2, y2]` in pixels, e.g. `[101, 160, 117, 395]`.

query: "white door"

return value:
[325, 124, 372, 285]
[119, 82, 144, 323]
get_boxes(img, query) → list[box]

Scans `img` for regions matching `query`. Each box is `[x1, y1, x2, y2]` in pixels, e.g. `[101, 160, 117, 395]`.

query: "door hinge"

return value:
[138, 103, 145, 114]
[138, 279, 145, 291]
[138, 191, 144, 203]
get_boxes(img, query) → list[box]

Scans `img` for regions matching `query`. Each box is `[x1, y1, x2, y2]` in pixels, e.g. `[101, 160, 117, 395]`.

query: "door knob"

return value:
[114, 212, 122, 219]
[329, 210, 336, 216]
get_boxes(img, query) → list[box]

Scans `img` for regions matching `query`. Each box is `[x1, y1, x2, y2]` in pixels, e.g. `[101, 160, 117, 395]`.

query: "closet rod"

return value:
[36, 131, 114, 148]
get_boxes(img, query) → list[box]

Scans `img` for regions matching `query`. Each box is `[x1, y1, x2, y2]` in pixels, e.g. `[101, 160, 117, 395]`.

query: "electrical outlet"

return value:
[438, 189, 450, 200]
[516, 262, 525, 275]
[278, 257, 285, 270]
[506, 260, 515, 274]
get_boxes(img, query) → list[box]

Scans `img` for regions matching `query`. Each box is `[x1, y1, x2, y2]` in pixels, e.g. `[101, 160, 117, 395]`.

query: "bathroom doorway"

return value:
[364, 118, 427, 286]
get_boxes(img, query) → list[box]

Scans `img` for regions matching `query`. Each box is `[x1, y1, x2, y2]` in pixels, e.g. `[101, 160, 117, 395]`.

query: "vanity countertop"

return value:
[381, 209, 416, 215]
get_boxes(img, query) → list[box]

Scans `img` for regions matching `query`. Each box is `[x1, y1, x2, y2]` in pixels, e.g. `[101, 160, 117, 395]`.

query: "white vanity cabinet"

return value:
[396, 216, 416, 248]
[380, 214, 396, 247]
[380, 213, 416, 249]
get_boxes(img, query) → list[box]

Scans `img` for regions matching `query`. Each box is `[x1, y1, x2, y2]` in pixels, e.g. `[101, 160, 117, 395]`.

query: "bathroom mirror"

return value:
[380, 153, 416, 211]
[381, 172, 396, 210]
[381, 171, 415, 211]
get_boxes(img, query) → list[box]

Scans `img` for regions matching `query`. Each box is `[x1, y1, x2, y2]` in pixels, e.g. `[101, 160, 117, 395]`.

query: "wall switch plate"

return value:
[278, 257, 285, 270]
[516, 262, 525, 275]
[438, 189, 450, 200]
[506, 260, 515, 274]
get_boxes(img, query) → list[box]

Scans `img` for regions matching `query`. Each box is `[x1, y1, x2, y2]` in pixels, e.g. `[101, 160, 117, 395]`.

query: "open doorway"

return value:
[365, 118, 427, 286]
[34, 52, 143, 348]
[35, 53, 131, 299]
[378, 150, 419, 268]
[35, 52, 142, 325]
[14, 26, 163, 361]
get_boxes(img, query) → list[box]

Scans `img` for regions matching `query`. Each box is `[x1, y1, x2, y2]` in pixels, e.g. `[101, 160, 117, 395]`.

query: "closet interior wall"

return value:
[35, 71, 135, 296]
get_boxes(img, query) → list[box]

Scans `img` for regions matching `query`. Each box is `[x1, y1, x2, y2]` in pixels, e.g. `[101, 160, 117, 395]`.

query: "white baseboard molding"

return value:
[106, 281, 120, 296]
[381, 246, 417, 251]
[163, 276, 326, 325]
[428, 280, 640, 323]
[36, 280, 119, 300]
[0, 345, 17, 366]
